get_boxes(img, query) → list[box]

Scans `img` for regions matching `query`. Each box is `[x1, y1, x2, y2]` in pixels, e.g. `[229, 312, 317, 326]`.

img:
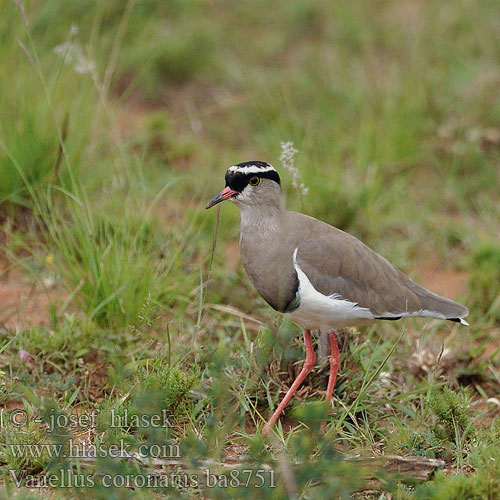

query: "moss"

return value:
[396, 429, 447, 459]
[397, 447, 500, 500]
[125, 358, 200, 426]
[430, 386, 474, 444]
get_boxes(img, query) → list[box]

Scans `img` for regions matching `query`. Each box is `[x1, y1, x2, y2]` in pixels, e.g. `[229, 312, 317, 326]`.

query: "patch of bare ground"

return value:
[150, 197, 198, 228]
[76, 351, 109, 403]
[0, 267, 61, 331]
[223, 442, 249, 464]
[114, 97, 159, 141]
[416, 261, 469, 300]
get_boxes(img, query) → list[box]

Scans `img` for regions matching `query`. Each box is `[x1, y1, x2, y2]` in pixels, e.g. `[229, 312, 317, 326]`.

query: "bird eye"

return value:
[249, 177, 260, 186]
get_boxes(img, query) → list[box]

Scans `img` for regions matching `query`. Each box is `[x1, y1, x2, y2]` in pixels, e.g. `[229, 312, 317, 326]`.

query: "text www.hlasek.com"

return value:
[8, 439, 179, 460]
[8, 440, 276, 489]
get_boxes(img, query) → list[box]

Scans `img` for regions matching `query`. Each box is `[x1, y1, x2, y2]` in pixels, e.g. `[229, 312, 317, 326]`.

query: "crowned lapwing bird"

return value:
[206, 161, 469, 435]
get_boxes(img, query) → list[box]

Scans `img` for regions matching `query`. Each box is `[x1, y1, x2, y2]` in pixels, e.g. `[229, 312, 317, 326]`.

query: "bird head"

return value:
[206, 161, 281, 209]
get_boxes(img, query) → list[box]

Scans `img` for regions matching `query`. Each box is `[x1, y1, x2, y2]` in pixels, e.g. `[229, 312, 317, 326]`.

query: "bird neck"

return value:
[237, 202, 283, 234]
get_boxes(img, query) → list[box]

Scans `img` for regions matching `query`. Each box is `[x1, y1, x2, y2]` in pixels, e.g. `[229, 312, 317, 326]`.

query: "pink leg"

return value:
[262, 330, 316, 435]
[320, 331, 340, 434]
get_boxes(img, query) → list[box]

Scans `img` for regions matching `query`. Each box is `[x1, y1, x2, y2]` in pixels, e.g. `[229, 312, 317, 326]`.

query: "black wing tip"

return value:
[449, 317, 470, 326]
[375, 315, 470, 326]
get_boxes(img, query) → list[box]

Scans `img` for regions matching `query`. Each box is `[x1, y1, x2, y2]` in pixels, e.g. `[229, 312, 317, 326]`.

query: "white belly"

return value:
[287, 249, 374, 330]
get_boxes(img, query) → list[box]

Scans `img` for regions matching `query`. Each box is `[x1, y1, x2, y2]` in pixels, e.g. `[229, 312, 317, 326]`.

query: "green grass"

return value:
[0, 0, 499, 497]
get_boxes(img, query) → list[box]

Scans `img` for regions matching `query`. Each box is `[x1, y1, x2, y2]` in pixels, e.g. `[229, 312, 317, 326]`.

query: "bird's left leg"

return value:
[320, 331, 340, 434]
[262, 330, 316, 435]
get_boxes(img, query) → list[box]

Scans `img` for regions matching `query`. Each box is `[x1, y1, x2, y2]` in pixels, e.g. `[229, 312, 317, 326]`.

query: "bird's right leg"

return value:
[320, 331, 340, 434]
[262, 330, 316, 435]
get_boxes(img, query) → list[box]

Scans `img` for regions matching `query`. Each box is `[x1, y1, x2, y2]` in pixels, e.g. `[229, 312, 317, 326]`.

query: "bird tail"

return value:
[414, 286, 469, 325]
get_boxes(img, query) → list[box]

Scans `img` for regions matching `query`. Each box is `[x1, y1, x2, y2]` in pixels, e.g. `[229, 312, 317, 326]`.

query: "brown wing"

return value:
[294, 232, 468, 320]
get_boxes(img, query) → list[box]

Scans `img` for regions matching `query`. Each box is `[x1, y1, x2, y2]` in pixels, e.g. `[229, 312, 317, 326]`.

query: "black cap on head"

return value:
[225, 161, 280, 192]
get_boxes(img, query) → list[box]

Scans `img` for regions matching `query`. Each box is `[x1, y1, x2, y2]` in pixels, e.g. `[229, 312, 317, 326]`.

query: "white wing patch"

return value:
[288, 248, 374, 330]
[228, 164, 276, 175]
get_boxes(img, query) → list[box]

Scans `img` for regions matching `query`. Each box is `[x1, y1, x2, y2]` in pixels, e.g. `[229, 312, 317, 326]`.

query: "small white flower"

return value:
[74, 56, 96, 75]
[54, 27, 96, 75]
[279, 141, 308, 196]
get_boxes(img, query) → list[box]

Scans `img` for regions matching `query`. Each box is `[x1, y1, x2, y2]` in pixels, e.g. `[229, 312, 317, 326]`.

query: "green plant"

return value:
[469, 244, 500, 322]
